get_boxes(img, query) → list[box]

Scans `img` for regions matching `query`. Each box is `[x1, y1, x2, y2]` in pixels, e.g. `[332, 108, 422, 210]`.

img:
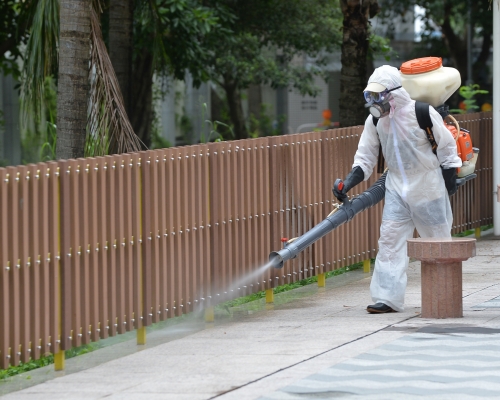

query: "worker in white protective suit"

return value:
[333, 65, 462, 313]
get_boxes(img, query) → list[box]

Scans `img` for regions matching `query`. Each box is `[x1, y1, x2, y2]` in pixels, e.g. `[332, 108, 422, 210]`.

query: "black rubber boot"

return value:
[367, 303, 396, 314]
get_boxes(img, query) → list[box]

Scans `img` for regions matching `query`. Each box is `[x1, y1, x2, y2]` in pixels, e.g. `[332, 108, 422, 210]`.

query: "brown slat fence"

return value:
[0, 112, 493, 368]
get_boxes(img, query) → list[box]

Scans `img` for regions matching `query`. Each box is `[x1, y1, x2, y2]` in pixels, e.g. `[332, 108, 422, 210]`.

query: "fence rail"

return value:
[0, 112, 493, 368]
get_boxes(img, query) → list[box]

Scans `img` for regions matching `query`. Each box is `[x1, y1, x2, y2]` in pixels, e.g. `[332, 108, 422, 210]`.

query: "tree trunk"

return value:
[130, 50, 153, 148]
[56, 0, 91, 160]
[223, 80, 248, 140]
[339, 0, 379, 128]
[441, 1, 467, 82]
[108, 0, 133, 115]
[441, 0, 492, 87]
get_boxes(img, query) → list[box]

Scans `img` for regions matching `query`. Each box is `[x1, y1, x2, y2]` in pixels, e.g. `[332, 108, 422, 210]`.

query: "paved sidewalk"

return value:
[2, 231, 500, 399]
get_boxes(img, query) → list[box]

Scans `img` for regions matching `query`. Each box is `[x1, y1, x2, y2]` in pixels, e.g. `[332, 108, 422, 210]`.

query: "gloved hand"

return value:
[333, 166, 364, 201]
[441, 167, 458, 196]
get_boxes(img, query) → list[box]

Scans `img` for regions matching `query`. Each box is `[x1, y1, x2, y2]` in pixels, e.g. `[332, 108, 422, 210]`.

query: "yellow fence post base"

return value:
[54, 350, 65, 371]
[317, 273, 326, 288]
[265, 288, 274, 303]
[205, 307, 215, 323]
[475, 227, 481, 239]
[137, 327, 147, 345]
[363, 259, 371, 273]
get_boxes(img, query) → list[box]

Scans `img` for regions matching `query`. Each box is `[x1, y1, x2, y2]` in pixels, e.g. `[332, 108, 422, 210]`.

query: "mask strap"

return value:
[387, 86, 402, 93]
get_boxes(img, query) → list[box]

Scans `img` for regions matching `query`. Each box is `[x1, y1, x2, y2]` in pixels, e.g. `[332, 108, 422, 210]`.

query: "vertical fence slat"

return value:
[58, 161, 72, 350]
[261, 139, 271, 283]
[70, 160, 83, 347]
[122, 156, 135, 329]
[180, 147, 192, 312]
[6, 167, 20, 365]
[209, 143, 221, 299]
[273, 138, 283, 282]
[130, 153, 142, 329]
[38, 165, 50, 354]
[173, 149, 184, 313]
[228, 144, 239, 293]
[96, 157, 109, 338]
[189, 147, 199, 306]
[46, 162, 60, 354]
[165, 149, 175, 319]
[0, 168, 10, 368]
[27, 165, 40, 361]
[78, 159, 91, 344]
[246, 143, 256, 287]
[87, 158, 100, 342]
[157, 150, 168, 319]
[17, 166, 31, 363]
[195, 146, 205, 308]
[140, 153, 152, 326]
[104, 156, 117, 337]
[202, 147, 211, 304]
[116, 158, 127, 334]
[149, 152, 160, 322]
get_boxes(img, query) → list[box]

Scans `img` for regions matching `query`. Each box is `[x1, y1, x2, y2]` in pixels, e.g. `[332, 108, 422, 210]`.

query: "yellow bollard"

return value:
[317, 273, 326, 287]
[54, 350, 65, 371]
[265, 288, 274, 303]
[137, 327, 146, 345]
[475, 227, 481, 239]
[363, 259, 371, 273]
[205, 306, 215, 323]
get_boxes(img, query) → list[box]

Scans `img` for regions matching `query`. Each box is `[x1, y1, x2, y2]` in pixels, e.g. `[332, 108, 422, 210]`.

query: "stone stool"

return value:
[407, 237, 476, 319]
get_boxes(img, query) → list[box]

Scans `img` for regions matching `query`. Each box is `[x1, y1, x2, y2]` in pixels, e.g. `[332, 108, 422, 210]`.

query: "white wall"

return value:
[287, 75, 329, 134]
[156, 74, 211, 146]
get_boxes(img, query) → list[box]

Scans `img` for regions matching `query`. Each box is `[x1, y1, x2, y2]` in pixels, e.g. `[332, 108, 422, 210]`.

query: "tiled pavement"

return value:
[261, 328, 500, 399]
[2, 231, 500, 399]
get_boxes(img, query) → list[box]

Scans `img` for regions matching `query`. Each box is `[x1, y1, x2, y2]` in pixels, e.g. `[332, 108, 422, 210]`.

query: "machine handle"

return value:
[333, 178, 348, 202]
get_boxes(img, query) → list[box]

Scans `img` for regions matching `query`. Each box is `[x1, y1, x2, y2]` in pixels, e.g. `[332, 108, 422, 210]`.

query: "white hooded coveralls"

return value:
[353, 65, 462, 311]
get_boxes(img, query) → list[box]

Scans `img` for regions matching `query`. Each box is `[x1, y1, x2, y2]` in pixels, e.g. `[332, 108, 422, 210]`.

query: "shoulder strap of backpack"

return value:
[415, 101, 438, 155]
[372, 116, 385, 173]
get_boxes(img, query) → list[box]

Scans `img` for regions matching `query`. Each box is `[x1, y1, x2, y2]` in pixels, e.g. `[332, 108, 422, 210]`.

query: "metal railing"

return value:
[0, 112, 492, 369]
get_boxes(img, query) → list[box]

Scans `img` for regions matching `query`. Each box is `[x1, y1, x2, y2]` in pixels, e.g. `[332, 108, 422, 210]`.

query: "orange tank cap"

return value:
[400, 57, 442, 74]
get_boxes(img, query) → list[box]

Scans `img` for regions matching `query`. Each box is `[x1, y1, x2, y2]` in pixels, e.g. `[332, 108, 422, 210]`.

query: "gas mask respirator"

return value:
[364, 86, 401, 119]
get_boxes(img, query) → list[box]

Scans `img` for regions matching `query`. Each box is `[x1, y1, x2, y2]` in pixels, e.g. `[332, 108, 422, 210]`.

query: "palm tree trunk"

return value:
[339, 0, 379, 128]
[56, 0, 91, 159]
[109, 0, 133, 115]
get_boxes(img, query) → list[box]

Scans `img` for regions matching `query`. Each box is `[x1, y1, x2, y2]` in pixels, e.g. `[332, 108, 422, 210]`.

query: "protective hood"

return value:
[366, 65, 412, 109]
[355, 63, 461, 197]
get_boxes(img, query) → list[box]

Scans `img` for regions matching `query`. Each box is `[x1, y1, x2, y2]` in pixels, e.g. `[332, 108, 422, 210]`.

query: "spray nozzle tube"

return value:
[269, 172, 388, 269]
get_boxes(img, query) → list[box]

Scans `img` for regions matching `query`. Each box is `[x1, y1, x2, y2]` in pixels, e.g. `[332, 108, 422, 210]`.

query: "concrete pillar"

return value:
[407, 238, 476, 319]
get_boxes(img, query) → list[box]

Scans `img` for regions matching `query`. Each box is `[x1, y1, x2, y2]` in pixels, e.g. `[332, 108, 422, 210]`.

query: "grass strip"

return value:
[0, 343, 99, 381]
[215, 260, 368, 310]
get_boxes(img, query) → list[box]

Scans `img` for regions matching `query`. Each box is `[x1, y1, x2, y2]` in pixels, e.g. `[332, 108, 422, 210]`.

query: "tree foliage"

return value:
[0, 0, 34, 78]
[130, 0, 344, 141]
[133, 0, 225, 82]
[129, 0, 224, 146]
[197, 0, 343, 139]
[377, 0, 493, 87]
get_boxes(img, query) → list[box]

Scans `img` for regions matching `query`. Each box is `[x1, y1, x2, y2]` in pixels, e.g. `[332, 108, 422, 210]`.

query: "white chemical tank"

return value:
[400, 57, 461, 107]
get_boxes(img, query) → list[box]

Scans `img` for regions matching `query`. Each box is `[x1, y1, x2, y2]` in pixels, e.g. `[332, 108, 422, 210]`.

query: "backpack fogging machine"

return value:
[269, 57, 479, 269]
